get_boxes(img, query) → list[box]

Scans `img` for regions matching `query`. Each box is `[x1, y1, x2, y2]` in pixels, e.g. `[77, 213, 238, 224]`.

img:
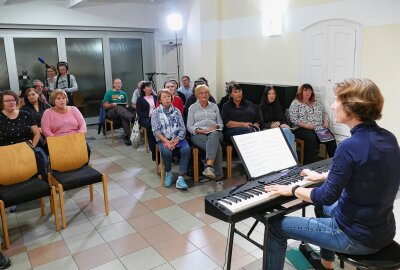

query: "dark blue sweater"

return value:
[311, 122, 400, 249]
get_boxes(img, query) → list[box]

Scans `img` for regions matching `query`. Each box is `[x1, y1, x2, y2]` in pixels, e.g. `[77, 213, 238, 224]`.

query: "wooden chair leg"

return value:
[0, 201, 10, 249]
[50, 187, 60, 232]
[104, 121, 108, 138]
[227, 146, 232, 179]
[102, 175, 109, 215]
[155, 144, 159, 175]
[160, 149, 165, 186]
[89, 184, 94, 202]
[193, 148, 199, 183]
[142, 127, 149, 153]
[110, 121, 114, 144]
[58, 184, 67, 229]
[39, 198, 45, 216]
[48, 174, 55, 214]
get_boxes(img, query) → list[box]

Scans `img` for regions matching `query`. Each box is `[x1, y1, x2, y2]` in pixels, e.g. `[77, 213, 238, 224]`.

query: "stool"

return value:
[337, 240, 400, 270]
[156, 145, 199, 186]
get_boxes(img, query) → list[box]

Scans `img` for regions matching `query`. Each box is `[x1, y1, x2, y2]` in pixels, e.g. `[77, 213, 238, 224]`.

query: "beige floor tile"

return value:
[152, 235, 197, 261]
[167, 214, 205, 234]
[169, 250, 219, 270]
[9, 252, 31, 270]
[166, 191, 198, 204]
[178, 197, 205, 214]
[60, 219, 95, 239]
[97, 220, 135, 242]
[72, 243, 116, 270]
[91, 161, 125, 175]
[138, 223, 181, 245]
[116, 202, 151, 219]
[119, 246, 166, 270]
[88, 210, 124, 228]
[109, 194, 139, 210]
[89, 259, 126, 270]
[23, 229, 62, 251]
[126, 212, 165, 231]
[154, 205, 190, 222]
[33, 255, 78, 270]
[142, 196, 175, 211]
[201, 239, 248, 267]
[27, 240, 69, 268]
[63, 231, 105, 254]
[132, 188, 162, 202]
[108, 232, 150, 257]
[151, 263, 175, 270]
[184, 226, 226, 249]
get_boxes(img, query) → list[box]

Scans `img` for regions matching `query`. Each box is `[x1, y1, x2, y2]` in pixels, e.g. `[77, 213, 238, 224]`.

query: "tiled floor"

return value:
[2, 128, 399, 270]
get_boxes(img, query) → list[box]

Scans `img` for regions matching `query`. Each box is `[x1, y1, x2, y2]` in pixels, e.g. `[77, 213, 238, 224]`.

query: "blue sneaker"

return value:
[176, 176, 188, 190]
[164, 172, 173, 187]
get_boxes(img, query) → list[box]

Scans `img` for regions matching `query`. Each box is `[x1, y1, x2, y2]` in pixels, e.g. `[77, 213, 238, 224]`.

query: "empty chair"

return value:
[47, 132, 109, 229]
[0, 142, 60, 249]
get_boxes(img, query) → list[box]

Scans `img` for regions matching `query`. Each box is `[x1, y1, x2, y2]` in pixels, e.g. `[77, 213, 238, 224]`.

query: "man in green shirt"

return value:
[103, 78, 134, 146]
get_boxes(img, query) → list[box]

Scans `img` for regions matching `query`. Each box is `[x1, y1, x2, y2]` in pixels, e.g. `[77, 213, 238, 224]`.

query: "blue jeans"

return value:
[281, 128, 297, 160]
[157, 139, 190, 174]
[266, 203, 380, 270]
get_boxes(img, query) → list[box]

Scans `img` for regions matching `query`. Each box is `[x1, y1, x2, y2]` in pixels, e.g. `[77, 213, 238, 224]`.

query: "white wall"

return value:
[0, 0, 161, 29]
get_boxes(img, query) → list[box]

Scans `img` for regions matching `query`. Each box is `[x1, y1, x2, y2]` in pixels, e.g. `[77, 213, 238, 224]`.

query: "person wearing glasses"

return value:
[0, 90, 40, 147]
[33, 79, 49, 104]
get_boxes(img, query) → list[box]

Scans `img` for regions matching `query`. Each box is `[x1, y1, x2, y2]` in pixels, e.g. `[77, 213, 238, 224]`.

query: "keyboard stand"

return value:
[225, 199, 311, 270]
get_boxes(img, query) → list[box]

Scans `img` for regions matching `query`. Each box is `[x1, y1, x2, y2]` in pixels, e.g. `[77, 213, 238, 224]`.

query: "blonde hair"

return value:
[334, 78, 384, 122]
[49, 89, 68, 106]
[194, 84, 210, 98]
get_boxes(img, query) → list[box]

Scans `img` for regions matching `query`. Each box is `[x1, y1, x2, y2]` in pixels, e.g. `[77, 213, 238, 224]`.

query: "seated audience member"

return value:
[136, 81, 157, 160]
[131, 80, 156, 110]
[218, 82, 232, 112]
[184, 78, 216, 121]
[103, 78, 134, 146]
[33, 79, 49, 104]
[259, 85, 296, 156]
[221, 83, 261, 143]
[151, 89, 190, 189]
[54, 61, 78, 106]
[41, 89, 87, 137]
[162, 80, 184, 114]
[20, 87, 51, 133]
[178, 75, 193, 100]
[187, 85, 224, 180]
[264, 78, 400, 270]
[289, 83, 337, 164]
[0, 90, 40, 147]
[167, 79, 186, 105]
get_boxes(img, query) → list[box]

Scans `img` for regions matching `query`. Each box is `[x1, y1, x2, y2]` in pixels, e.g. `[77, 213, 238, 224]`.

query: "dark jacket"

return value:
[136, 95, 157, 128]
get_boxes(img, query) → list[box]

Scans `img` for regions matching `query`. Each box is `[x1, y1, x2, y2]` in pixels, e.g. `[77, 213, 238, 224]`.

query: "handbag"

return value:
[130, 119, 141, 148]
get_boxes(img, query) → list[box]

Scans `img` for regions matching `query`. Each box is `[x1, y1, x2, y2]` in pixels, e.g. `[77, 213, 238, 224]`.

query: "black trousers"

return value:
[293, 128, 337, 165]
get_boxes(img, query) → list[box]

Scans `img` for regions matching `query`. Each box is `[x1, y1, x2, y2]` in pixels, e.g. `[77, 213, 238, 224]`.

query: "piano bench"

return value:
[336, 240, 400, 270]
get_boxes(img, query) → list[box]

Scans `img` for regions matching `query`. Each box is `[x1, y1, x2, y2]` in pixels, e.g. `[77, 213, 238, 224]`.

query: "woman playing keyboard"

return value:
[264, 78, 400, 270]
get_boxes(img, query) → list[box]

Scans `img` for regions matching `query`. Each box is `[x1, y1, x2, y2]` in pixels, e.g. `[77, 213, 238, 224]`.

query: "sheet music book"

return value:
[231, 128, 298, 179]
[314, 128, 335, 143]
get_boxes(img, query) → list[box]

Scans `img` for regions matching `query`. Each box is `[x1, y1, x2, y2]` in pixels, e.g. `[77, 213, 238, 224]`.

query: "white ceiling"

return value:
[0, 0, 168, 8]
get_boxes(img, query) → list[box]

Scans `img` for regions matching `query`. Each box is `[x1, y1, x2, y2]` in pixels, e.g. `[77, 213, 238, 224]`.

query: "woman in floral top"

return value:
[289, 84, 337, 164]
[151, 89, 190, 190]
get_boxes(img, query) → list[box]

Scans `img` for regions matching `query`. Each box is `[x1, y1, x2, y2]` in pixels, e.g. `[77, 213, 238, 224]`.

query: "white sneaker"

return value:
[202, 166, 216, 180]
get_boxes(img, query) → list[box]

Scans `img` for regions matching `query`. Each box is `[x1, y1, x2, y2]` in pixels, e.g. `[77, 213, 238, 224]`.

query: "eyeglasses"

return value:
[3, 99, 16, 103]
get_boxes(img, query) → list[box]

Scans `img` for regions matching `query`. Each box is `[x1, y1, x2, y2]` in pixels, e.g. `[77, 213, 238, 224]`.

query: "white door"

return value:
[302, 20, 362, 137]
[159, 43, 183, 88]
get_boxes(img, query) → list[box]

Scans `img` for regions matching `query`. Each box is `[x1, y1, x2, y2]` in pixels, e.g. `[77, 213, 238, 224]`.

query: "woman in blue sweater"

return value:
[264, 78, 400, 270]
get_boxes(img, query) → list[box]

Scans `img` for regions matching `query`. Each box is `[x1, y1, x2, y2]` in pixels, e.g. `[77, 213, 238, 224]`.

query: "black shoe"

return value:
[0, 253, 10, 269]
[309, 252, 333, 270]
[124, 138, 132, 146]
[299, 243, 314, 260]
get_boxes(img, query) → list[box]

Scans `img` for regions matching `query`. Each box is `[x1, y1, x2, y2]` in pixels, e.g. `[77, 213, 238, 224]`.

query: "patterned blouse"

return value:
[288, 99, 328, 129]
[151, 105, 186, 142]
[0, 110, 35, 146]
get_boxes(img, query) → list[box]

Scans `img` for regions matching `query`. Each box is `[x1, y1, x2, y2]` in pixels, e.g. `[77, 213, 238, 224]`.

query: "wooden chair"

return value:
[0, 142, 60, 249]
[156, 144, 199, 186]
[226, 145, 233, 179]
[47, 133, 109, 229]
